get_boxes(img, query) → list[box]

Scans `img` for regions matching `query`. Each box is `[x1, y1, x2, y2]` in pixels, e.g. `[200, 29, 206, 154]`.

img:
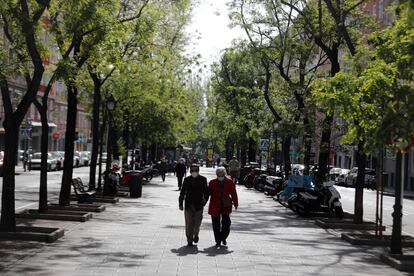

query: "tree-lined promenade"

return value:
[0, 0, 414, 271]
[0, 0, 201, 232]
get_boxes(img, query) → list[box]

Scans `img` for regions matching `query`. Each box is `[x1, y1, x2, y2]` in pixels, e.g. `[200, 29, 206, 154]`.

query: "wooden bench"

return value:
[71, 178, 96, 203]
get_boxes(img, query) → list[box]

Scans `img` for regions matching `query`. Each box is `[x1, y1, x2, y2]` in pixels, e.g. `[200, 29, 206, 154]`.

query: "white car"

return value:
[335, 169, 350, 185]
[29, 152, 58, 171]
[80, 151, 91, 166]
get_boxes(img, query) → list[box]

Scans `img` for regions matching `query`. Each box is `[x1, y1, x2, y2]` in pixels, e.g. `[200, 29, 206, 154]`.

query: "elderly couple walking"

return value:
[178, 165, 238, 248]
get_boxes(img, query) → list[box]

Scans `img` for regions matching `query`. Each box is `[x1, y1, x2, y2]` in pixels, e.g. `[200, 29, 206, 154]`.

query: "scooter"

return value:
[263, 175, 284, 196]
[292, 181, 343, 218]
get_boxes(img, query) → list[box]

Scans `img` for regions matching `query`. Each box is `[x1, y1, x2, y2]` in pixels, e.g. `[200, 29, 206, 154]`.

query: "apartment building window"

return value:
[390, 172, 394, 187]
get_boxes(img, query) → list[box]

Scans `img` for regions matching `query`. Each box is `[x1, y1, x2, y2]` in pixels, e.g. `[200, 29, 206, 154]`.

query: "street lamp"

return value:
[273, 121, 279, 171]
[105, 94, 117, 171]
[106, 94, 116, 111]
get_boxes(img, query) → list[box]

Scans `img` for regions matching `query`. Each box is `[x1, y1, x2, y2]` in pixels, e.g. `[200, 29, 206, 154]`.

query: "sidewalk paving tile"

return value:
[0, 167, 410, 275]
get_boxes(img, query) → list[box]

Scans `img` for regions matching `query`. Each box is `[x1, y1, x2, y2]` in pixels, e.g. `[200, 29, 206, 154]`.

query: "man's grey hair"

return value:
[216, 167, 226, 175]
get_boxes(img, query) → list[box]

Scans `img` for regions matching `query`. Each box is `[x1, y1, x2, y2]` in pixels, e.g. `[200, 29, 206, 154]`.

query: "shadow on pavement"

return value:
[170, 245, 234, 257]
[200, 245, 234, 257]
[171, 245, 199, 256]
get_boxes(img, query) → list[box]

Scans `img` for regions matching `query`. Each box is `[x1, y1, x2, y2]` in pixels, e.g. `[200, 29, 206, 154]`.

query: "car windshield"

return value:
[330, 168, 342, 174]
[33, 153, 42, 159]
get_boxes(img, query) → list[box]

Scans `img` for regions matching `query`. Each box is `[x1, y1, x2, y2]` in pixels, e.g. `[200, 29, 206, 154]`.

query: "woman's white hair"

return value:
[216, 167, 226, 175]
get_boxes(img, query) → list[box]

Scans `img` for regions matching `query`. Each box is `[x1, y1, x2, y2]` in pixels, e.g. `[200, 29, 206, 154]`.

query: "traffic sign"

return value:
[259, 139, 270, 151]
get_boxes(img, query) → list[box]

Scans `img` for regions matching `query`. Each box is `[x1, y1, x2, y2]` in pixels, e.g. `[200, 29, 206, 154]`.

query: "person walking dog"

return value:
[208, 167, 238, 248]
[179, 164, 209, 246]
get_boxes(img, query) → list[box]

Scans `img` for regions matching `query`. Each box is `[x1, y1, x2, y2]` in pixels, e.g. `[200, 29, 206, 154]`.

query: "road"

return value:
[1, 167, 414, 237]
[0, 166, 92, 212]
[337, 185, 414, 236]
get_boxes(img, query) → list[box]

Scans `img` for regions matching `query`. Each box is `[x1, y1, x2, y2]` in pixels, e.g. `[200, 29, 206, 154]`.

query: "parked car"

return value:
[0, 151, 4, 176]
[344, 167, 376, 187]
[50, 151, 64, 170]
[29, 152, 58, 171]
[335, 169, 350, 185]
[364, 169, 377, 189]
[79, 151, 91, 166]
[329, 167, 343, 181]
[74, 151, 80, 167]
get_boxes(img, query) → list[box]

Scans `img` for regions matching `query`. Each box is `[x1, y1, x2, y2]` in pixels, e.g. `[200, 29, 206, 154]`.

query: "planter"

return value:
[315, 218, 386, 231]
[16, 209, 92, 222]
[48, 203, 106, 213]
[70, 195, 119, 204]
[306, 211, 354, 219]
[0, 226, 64, 243]
[381, 253, 414, 272]
[342, 233, 414, 246]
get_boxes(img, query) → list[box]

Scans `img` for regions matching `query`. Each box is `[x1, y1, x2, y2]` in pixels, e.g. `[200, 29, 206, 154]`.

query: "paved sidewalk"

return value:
[0, 167, 407, 275]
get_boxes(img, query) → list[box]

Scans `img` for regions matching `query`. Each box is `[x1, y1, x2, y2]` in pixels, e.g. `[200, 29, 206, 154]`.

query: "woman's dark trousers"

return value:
[211, 213, 231, 244]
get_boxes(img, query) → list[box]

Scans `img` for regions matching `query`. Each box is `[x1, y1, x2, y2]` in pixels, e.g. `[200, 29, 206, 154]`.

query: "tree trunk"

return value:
[88, 79, 101, 190]
[38, 105, 49, 213]
[112, 125, 119, 160]
[225, 136, 232, 162]
[248, 137, 256, 163]
[354, 141, 366, 224]
[317, 52, 340, 180]
[240, 143, 247, 167]
[303, 117, 312, 175]
[282, 136, 292, 177]
[59, 85, 78, 206]
[97, 105, 107, 192]
[0, 123, 18, 231]
[142, 144, 147, 163]
[318, 114, 333, 180]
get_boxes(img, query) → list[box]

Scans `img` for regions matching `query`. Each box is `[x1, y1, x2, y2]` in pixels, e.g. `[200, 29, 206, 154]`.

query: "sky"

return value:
[185, 0, 246, 76]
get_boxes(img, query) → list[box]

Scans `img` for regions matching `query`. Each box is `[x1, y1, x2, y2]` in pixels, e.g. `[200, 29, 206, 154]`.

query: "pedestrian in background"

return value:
[228, 156, 240, 184]
[159, 157, 167, 182]
[22, 151, 29, 172]
[208, 167, 238, 248]
[179, 164, 209, 246]
[175, 158, 187, 190]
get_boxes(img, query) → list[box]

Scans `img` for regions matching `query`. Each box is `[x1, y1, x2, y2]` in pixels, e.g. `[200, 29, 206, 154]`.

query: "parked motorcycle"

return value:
[263, 175, 284, 196]
[292, 181, 344, 218]
[243, 168, 262, 189]
[276, 175, 314, 208]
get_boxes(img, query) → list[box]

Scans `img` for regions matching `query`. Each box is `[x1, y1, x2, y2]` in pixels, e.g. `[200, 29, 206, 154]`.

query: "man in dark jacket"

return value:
[175, 158, 187, 190]
[179, 164, 209, 246]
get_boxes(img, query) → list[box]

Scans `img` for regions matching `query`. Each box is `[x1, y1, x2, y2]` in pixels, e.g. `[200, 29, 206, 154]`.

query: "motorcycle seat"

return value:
[299, 192, 318, 200]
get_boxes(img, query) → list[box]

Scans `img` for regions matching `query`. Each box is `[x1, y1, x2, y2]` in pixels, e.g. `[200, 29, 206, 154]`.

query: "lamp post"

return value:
[273, 121, 279, 171]
[105, 94, 116, 171]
